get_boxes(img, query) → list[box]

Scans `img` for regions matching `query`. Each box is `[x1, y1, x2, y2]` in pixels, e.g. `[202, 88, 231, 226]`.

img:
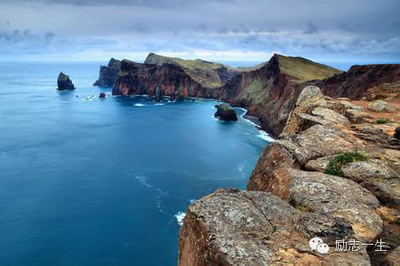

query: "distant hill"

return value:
[275, 54, 342, 82]
[144, 53, 240, 89]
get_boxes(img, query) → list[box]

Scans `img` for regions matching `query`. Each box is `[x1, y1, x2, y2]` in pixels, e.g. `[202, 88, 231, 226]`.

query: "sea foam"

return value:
[175, 211, 186, 226]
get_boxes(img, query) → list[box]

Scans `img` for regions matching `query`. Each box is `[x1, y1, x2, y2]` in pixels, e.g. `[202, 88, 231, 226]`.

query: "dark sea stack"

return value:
[99, 92, 106, 98]
[214, 104, 238, 121]
[93, 58, 121, 87]
[57, 72, 75, 90]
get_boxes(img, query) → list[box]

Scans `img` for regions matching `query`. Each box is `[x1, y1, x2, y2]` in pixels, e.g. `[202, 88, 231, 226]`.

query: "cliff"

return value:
[315, 64, 400, 100]
[179, 86, 400, 265]
[112, 59, 222, 100]
[144, 53, 240, 87]
[221, 54, 342, 136]
[93, 58, 121, 87]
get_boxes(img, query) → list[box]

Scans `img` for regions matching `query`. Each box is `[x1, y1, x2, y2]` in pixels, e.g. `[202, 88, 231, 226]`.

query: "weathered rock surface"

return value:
[180, 85, 400, 265]
[368, 100, 391, 112]
[93, 58, 121, 87]
[179, 188, 370, 266]
[314, 64, 400, 100]
[220, 55, 341, 136]
[112, 59, 222, 100]
[214, 104, 238, 121]
[57, 72, 75, 90]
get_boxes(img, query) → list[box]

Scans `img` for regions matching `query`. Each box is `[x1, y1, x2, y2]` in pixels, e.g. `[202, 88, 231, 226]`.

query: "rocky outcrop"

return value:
[179, 86, 400, 265]
[214, 104, 238, 121]
[93, 58, 121, 87]
[99, 92, 106, 98]
[57, 72, 75, 90]
[144, 53, 240, 86]
[220, 55, 341, 136]
[314, 64, 400, 100]
[179, 188, 370, 265]
[112, 60, 222, 100]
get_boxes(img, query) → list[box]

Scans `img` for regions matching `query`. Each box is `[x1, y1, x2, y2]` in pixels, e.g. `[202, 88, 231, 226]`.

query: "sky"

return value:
[0, 0, 399, 66]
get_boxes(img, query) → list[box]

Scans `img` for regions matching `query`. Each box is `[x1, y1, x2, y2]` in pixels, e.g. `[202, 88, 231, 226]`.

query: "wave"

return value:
[134, 176, 153, 188]
[133, 103, 145, 107]
[238, 107, 275, 142]
[257, 131, 275, 142]
[134, 175, 168, 213]
[155, 103, 165, 106]
[175, 211, 186, 226]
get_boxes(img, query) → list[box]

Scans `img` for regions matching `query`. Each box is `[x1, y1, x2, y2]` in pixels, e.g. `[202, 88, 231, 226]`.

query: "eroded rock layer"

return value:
[179, 86, 400, 265]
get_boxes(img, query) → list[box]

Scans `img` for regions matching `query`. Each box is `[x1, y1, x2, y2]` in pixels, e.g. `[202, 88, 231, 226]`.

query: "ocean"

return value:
[0, 61, 269, 265]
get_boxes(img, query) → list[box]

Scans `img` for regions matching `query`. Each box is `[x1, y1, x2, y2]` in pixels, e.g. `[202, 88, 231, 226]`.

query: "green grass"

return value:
[276, 54, 342, 82]
[144, 53, 229, 88]
[377, 118, 389, 124]
[324, 151, 368, 177]
[236, 78, 268, 104]
[145, 53, 230, 71]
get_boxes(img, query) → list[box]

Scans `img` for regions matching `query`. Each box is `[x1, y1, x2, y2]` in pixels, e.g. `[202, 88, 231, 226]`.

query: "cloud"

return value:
[304, 22, 319, 34]
[0, 0, 399, 62]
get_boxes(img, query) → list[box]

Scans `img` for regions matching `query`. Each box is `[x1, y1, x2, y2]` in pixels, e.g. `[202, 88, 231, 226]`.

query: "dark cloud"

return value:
[0, 0, 399, 62]
[304, 22, 319, 34]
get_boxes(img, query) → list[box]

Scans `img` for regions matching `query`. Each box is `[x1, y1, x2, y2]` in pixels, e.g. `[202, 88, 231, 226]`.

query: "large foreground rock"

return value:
[57, 72, 75, 90]
[179, 188, 370, 265]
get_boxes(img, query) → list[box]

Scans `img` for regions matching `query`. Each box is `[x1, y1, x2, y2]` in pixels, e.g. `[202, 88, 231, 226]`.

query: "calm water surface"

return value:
[0, 62, 269, 266]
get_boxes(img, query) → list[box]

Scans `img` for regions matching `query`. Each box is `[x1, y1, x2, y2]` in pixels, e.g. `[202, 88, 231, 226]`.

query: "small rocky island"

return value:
[57, 72, 75, 90]
[214, 104, 238, 121]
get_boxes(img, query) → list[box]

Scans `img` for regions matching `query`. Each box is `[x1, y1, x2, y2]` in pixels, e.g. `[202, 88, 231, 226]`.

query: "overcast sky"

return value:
[0, 0, 399, 64]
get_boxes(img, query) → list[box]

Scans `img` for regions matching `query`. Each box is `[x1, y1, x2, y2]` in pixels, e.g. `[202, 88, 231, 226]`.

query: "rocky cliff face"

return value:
[144, 53, 240, 87]
[93, 58, 121, 87]
[314, 64, 400, 100]
[221, 54, 341, 136]
[112, 60, 222, 100]
[179, 86, 400, 265]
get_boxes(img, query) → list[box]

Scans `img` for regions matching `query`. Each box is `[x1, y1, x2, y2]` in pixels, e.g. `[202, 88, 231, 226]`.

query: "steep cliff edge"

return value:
[315, 64, 400, 100]
[221, 54, 342, 136]
[179, 86, 400, 265]
[112, 59, 222, 99]
[93, 58, 121, 87]
[144, 53, 240, 87]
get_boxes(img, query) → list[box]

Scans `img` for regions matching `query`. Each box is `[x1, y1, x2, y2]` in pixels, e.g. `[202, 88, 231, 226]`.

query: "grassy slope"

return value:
[145, 53, 228, 71]
[235, 54, 342, 104]
[144, 53, 236, 88]
[276, 54, 342, 82]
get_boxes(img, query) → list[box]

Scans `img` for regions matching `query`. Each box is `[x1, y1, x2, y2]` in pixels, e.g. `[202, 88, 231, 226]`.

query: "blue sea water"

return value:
[0, 62, 269, 266]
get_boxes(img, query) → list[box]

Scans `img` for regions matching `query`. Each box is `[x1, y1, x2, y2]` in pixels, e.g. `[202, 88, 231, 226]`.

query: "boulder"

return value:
[99, 92, 106, 98]
[279, 125, 358, 166]
[296, 85, 324, 106]
[214, 104, 238, 121]
[57, 72, 75, 90]
[368, 100, 390, 112]
[179, 188, 371, 265]
[340, 100, 364, 111]
[310, 107, 350, 125]
[344, 109, 372, 124]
